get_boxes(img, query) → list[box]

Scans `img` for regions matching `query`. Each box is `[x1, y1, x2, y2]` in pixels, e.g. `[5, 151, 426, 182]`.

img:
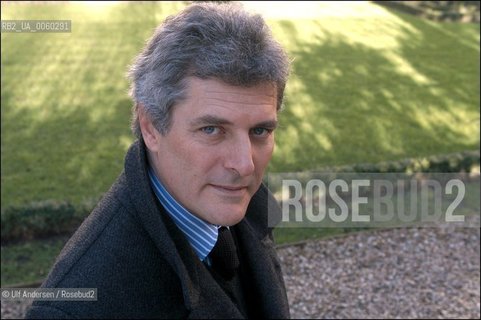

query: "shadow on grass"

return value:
[1, 95, 133, 207]
[270, 12, 479, 172]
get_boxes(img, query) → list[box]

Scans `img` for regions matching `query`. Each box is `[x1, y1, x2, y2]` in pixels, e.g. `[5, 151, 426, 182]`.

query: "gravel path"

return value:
[279, 217, 480, 319]
[2, 218, 480, 319]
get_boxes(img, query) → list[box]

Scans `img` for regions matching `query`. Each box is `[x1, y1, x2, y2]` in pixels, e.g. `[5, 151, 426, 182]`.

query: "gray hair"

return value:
[128, 2, 290, 137]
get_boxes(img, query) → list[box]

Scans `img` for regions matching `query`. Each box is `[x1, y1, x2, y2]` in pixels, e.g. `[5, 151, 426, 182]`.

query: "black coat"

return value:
[25, 140, 290, 319]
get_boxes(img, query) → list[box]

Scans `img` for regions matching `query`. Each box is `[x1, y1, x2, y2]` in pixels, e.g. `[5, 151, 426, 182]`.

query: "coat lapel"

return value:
[161, 200, 245, 319]
[233, 184, 291, 318]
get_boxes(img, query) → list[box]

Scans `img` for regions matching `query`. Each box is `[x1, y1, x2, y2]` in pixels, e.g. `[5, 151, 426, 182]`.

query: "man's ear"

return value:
[138, 104, 161, 152]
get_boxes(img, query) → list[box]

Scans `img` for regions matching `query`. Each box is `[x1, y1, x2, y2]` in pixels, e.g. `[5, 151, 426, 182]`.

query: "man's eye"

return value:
[251, 127, 271, 137]
[200, 126, 220, 135]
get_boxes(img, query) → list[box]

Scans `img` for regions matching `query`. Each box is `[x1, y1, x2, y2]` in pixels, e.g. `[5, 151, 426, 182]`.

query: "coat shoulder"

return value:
[25, 173, 187, 319]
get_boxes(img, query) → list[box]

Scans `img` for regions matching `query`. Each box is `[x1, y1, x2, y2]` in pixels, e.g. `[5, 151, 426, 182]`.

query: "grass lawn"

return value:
[1, 2, 187, 209]
[1, 2, 480, 286]
[1, 1, 479, 208]
[1, 236, 68, 286]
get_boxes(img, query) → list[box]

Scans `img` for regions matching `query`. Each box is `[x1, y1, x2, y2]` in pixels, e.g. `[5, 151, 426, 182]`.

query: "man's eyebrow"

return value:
[190, 115, 233, 127]
[254, 120, 278, 129]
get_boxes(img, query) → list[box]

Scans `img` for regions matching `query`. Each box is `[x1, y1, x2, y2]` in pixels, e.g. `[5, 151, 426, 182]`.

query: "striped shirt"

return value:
[148, 167, 219, 262]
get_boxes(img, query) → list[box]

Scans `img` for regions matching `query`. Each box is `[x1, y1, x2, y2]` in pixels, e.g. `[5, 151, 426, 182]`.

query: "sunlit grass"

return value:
[1, 2, 187, 207]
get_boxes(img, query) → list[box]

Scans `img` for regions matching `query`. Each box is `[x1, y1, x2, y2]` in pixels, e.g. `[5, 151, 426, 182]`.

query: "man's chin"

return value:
[205, 204, 248, 226]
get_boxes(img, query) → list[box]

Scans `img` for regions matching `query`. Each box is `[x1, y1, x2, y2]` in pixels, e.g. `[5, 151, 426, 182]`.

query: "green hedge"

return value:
[1, 198, 98, 243]
[1, 150, 479, 242]
[319, 150, 480, 174]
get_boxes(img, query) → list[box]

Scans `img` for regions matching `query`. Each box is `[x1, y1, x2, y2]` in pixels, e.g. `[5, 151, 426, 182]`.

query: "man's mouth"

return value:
[210, 184, 249, 196]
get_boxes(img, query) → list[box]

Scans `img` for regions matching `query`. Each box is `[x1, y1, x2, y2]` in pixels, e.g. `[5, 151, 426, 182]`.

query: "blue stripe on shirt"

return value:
[148, 167, 219, 261]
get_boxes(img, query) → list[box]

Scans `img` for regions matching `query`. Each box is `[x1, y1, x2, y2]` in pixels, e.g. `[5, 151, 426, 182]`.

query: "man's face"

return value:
[144, 77, 278, 226]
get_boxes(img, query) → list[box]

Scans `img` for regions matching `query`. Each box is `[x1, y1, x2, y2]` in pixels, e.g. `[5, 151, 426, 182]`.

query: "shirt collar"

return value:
[148, 167, 219, 261]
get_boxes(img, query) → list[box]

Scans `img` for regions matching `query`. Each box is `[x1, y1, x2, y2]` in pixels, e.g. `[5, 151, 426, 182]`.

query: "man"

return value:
[26, 2, 290, 318]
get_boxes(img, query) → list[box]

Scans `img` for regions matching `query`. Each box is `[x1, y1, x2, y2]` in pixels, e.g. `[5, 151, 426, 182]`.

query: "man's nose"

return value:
[224, 135, 255, 177]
